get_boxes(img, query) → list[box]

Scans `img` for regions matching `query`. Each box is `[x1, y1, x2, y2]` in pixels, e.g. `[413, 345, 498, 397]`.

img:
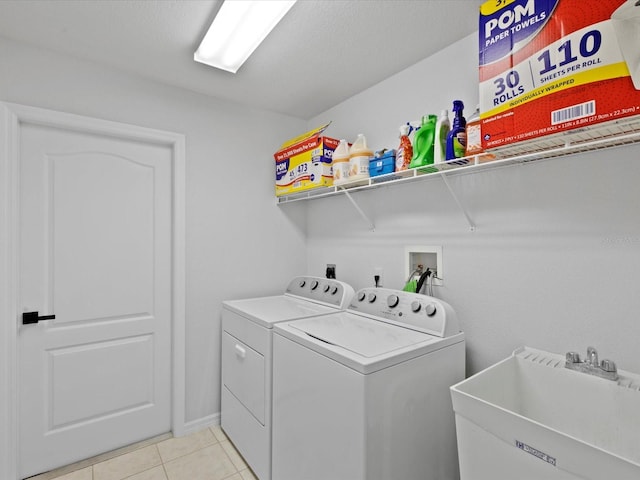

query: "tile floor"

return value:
[29, 426, 257, 480]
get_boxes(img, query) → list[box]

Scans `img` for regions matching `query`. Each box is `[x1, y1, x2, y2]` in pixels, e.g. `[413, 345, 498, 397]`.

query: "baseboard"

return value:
[180, 412, 220, 436]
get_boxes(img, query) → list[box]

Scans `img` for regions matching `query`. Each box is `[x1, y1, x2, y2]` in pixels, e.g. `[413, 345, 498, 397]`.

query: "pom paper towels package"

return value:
[274, 123, 338, 197]
[479, 0, 640, 153]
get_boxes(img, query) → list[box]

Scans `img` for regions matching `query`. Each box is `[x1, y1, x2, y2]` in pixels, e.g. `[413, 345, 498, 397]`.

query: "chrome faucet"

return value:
[565, 346, 618, 381]
[586, 346, 599, 367]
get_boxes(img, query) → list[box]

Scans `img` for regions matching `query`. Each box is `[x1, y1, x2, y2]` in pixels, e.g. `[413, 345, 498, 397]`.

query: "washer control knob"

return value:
[331, 286, 338, 295]
[368, 293, 377, 303]
[310, 280, 319, 290]
[387, 295, 399, 308]
[411, 301, 421, 313]
[299, 280, 306, 288]
[358, 292, 366, 302]
[323, 284, 331, 293]
[425, 303, 437, 317]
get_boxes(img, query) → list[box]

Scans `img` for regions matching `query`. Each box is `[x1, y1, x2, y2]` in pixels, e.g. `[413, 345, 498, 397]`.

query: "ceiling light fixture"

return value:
[194, 0, 297, 74]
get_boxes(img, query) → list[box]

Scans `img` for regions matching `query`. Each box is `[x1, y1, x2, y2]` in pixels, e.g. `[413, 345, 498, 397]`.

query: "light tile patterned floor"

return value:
[30, 427, 258, 480]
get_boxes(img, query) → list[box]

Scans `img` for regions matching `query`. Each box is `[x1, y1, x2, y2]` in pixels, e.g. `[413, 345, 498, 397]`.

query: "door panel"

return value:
[50, 152, 155, 323]
[19, 123, 172, 478]
[48, 334, 154, 429]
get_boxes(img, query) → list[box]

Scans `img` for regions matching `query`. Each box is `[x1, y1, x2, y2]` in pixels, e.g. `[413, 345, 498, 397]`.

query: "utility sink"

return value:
[450, 346, 640, 480]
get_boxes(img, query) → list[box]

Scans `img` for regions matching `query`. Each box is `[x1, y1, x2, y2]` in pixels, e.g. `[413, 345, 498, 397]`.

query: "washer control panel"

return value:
[285, 276, 355, 309]
[349, 288, 459, 338]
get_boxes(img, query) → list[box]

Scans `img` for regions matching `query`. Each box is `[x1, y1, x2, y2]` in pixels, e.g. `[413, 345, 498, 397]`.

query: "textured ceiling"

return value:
[0, 0, 483, 119]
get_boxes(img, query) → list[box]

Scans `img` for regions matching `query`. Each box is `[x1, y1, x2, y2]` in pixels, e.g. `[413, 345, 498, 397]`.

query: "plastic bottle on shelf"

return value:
[434, 109, 450, 164]
[332, 139, 351, 186]
[395, 124, 413, 171]
[409, 114, 437, 169]
[349, 133, 372, 182]
[465, 104, 483, 158]
[445, 100, 467, 163]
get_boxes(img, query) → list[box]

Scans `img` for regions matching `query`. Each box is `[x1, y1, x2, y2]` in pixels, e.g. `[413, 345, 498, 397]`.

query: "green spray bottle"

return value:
[409, 114, 437, 169]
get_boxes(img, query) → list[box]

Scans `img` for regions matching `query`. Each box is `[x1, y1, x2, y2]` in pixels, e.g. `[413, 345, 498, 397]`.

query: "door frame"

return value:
[0, 102, 186, 480]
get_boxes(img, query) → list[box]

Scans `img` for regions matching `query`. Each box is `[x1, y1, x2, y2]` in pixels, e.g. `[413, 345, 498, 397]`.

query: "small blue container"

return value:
[369, 149, 396, 177]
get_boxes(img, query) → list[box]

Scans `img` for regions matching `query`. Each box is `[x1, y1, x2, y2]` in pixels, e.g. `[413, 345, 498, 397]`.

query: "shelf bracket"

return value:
[342, 188, 375, 231]
[439, 172, 476, 231]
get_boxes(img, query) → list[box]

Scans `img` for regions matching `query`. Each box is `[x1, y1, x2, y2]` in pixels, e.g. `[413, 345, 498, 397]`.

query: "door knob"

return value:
[22, 311, 55, 325]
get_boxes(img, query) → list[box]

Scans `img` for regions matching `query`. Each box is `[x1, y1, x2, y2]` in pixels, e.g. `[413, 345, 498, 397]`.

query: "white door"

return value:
[18, 121, 172, 478]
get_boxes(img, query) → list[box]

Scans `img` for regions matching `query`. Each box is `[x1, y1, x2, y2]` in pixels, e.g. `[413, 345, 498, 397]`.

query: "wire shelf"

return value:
[276, 116, 640, 205]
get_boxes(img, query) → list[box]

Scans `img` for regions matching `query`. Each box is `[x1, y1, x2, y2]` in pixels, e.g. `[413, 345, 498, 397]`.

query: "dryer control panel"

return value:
[285, 276, 355, 309]
[348, 288, 460, 338]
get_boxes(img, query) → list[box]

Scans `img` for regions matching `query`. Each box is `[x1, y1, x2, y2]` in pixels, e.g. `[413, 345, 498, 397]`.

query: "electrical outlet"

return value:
[326, 264, 336, 279]
[374, 267, 384, 287]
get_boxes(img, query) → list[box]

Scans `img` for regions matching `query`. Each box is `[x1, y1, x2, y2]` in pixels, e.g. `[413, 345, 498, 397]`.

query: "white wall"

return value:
[3, 26, 640, 432]
[307, 33, 640, 375]
[0, 37, 308, 425]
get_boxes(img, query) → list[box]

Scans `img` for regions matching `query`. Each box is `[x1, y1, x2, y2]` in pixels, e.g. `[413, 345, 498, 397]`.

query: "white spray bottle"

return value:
[434, 109, 450, 164]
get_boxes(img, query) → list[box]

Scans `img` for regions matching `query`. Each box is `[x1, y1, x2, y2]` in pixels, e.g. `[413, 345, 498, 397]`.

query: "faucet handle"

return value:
[586, 346, 599, 366]
[566, 351, 580, 364]
[601, 359, 617, 373]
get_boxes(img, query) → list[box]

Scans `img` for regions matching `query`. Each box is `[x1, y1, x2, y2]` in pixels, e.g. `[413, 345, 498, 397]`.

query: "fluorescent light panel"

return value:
[195, 0, 297, 73]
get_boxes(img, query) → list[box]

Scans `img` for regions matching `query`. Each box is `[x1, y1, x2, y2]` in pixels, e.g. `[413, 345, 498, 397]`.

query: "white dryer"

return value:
[221, 276, 355, 480]
[272, 287, 465, 480]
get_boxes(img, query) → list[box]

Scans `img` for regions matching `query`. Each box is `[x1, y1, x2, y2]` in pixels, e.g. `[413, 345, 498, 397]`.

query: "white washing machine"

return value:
[272, 287, 465, 480]
[221, 276, 355, 480]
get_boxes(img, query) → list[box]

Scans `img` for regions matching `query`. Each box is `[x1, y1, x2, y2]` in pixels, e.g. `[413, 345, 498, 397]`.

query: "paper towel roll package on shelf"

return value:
[479, 0, 640, 155]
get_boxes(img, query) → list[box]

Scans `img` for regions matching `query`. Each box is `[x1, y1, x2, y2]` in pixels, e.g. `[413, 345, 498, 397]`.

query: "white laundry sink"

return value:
[450, 346, 640, 480]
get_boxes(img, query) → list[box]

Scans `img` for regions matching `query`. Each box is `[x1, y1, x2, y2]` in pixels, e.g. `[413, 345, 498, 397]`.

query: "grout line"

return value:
[157, 430, 221, 466]
[219, 437, 258, 479]
[28, 432, 172, 480]
[120, 463, 166, 480]
[33, 428, 249, 480]
[161, 461, 169, 480]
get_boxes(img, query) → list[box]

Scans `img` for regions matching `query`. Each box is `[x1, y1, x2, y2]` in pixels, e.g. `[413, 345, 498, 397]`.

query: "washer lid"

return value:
[289, 313, 435, 358]
[223, 295, 338, 327]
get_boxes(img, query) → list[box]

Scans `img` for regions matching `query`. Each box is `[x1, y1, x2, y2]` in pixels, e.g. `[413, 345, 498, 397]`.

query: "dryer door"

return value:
[222, 332, 266, 424]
